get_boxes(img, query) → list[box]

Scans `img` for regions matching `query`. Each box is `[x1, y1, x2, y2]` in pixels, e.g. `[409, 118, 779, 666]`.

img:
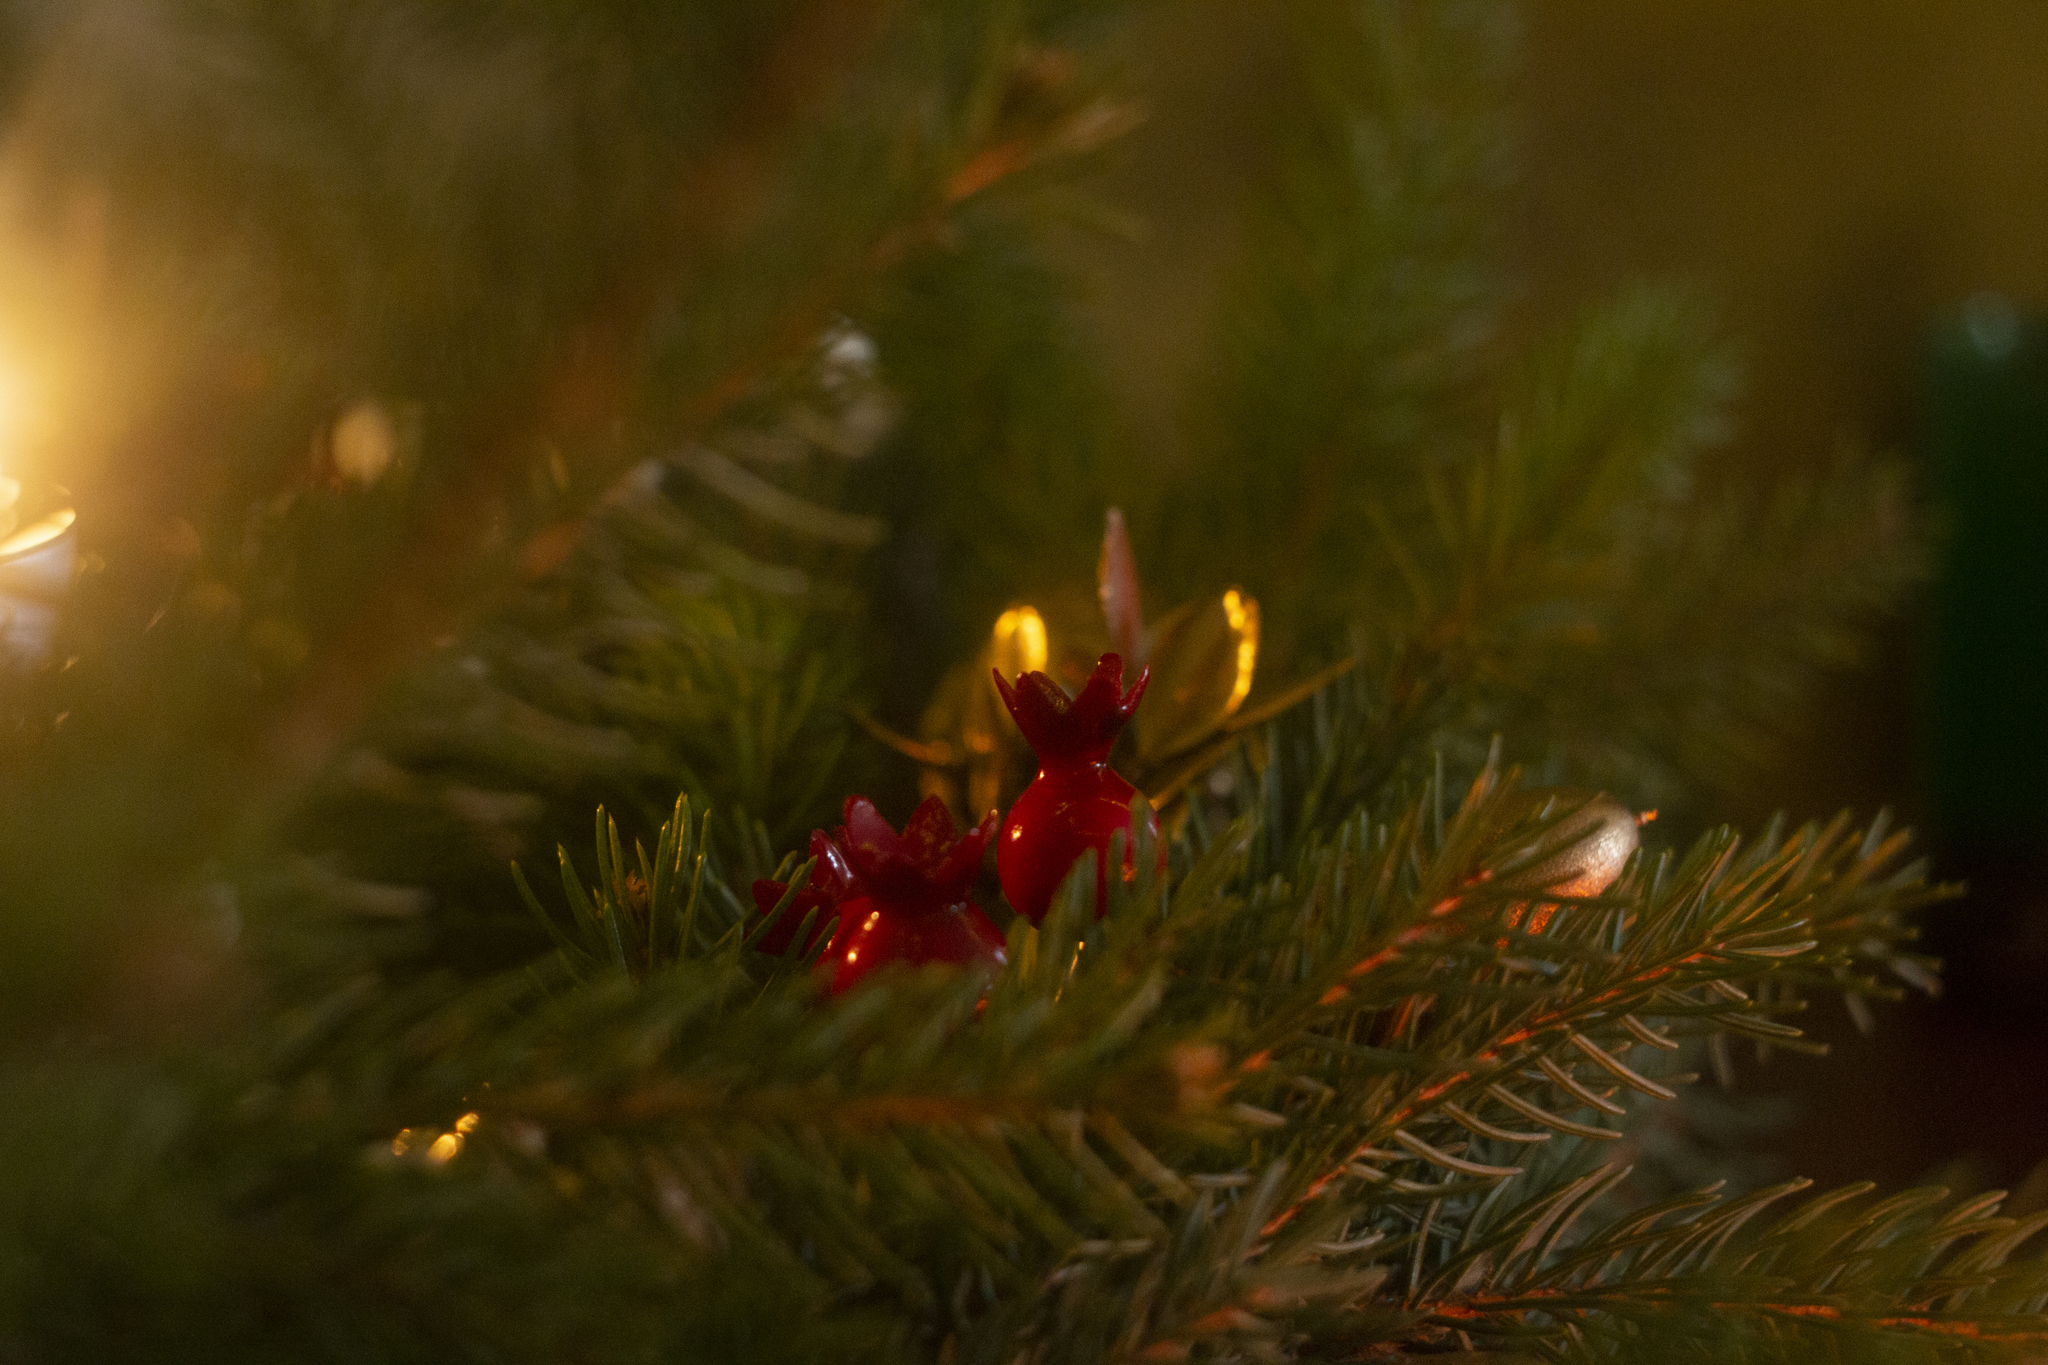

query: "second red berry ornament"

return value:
[752, 795, 1008, 993]
[993, 652, 1156, 924]
[832, 796, 1008, 993]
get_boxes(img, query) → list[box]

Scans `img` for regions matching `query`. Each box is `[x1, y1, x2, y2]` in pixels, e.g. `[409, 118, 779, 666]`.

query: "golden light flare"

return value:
[390, 1112, 482, 1166]
[0, 342, 77, 667]
[1219, 588, 1258, 716]
[0, 332, 68, 490]
[0, 359, 25, 464]
[990, 605, 1048, 678]
[0, 355, 29, 533]
[0, 340, 80, 574]
[0, 506, 73, 560]
[331, 398, 398, 487]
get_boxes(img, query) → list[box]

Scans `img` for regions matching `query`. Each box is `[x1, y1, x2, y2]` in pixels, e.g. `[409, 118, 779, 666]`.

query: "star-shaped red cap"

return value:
[838, 794, 996, 909]
[992, 652, 1149, 767]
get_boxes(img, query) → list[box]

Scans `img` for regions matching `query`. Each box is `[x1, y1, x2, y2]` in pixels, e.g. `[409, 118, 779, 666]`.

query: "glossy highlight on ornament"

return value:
[993, 652, 1158, 924]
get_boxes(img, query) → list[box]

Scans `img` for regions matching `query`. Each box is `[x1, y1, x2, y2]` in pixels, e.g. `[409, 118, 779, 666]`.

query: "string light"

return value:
[389, 1112, 482, 1166]
[0, 347, 77, 663]
[1220, 589, 1258, 715]
[991, 606, 1048, 677]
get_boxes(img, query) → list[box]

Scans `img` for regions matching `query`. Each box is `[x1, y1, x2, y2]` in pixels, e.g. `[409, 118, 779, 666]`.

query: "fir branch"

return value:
[1411, 1177, 2048, 1362]
[232, 0, 1144, 872]
[243, 0, 902, 828]
[1163, 765, 1945, 1250]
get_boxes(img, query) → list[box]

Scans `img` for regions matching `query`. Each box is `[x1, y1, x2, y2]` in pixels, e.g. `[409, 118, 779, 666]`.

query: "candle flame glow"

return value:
[992, 606, 1049, 677]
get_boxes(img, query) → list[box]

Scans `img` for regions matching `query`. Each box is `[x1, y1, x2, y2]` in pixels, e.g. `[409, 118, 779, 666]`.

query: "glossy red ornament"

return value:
[992, 652, 1156, 924]
[748, 830, 857, 956]
[828, 890, 1008, 994]
[762, 795, 1007, 994]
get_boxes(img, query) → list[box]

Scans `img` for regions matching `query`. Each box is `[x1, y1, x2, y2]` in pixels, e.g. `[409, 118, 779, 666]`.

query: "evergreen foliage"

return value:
[0, 2, 2010, 1362]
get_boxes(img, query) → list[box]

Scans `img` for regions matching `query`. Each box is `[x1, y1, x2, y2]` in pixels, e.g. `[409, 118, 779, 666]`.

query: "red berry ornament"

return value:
[992, 652, 1156, 925]
[749, 830, 857, 957]
[821, 795, 1007, 993]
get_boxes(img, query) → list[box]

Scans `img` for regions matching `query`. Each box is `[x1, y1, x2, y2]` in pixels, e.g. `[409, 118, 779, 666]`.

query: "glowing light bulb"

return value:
[0, 348, 74, 665]
[0, 364, 26, 521]
[0, 506, 73, 559]
[1220, 589, 1258, 714]
[992, 606, 1049, 677]
[331, 399, 397, 486]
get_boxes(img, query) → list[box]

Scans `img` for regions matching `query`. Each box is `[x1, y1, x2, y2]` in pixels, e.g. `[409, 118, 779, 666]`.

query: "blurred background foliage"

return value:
[1052, 0, 2048, 1199]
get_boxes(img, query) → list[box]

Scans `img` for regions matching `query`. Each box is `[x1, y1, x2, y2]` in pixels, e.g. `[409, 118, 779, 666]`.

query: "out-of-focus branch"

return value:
[242, 0, 899, 834]
[242, 23, 1136, 853]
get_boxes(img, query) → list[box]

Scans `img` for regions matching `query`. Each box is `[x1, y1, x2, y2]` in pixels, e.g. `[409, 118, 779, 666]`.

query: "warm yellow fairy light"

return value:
[0, 348, 79, 574]
[0, 507, 73, 559]
[388, 1111, 482, 1166]
[0, 363, 22, 450]
[1220, 589, 1258, 714]
[991, 605, 1048, 677]
[0, 362, 26, 521]
[331, 398, 398, 487]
